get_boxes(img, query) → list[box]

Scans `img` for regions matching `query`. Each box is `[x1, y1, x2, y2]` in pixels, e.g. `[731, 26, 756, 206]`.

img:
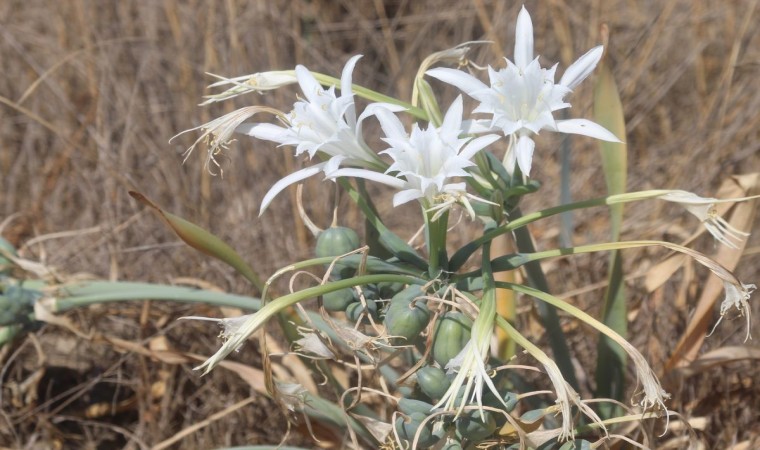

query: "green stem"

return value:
[449, 189, 672, 271]
[52, 281, 263, 312]
[311, 73, 428, 121]
[424, 207, 449, 279]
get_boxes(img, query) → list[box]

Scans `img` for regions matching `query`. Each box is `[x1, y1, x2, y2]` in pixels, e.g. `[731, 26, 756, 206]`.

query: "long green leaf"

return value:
[511, 209, 578, 391]
[592, 54, 628, 415]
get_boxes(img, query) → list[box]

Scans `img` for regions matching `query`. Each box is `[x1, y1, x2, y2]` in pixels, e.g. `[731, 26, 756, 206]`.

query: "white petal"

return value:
[375, 107, 408, 142]
[393, 189, 423, 206]
[560, 46, 604, 89]
[327, 168, 406, 189]
[514, 6, 534, 69]
[360, 102, 406, 120]
[459, 134, 500, 160]
[237, 123, 289, 144]
[516, 134, 535, 176]
[503, 136, 518, 175]
[296, 65, 323, 103]
[340, 55, 362, 95]
[324, 155, 347, 175]
[356, 102, 406, 136]
[259, 164, 325, 215]
[426, 68, 489, 96]
[463, 119, 496, 134]
[556, 119, 621, 142]
[441, 95, 464, 132]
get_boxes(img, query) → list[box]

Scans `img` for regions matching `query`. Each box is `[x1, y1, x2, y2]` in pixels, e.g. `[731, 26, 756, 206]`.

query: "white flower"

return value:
[710, 282, 755, 342]
[659, 190, 750, 249]
[172, 106, 278, 175]
[179, 314, 255, 353]
[180, 312, 267, 375]
[434, 340, 501, 418]
[433, 289, 501, 419]
[236, 55, 402, 214]
[201, 70, 299, 105]
[329, 96, 499, 218]
[426, 6, 620, 176]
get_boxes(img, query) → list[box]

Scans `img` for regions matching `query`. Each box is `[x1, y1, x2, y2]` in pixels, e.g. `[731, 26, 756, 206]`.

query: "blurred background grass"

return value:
[1, 0, 759, 448]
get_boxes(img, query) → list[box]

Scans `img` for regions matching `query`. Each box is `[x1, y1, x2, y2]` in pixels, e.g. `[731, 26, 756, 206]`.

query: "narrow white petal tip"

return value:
[560, 46, 604, 89]
[556, 119, 622, 142]
[514, 6, 534, 68]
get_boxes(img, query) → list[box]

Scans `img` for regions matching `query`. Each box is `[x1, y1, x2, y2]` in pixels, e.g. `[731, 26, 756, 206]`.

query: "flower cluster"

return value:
[176, 5, 756, 448]
[182, 6, 620, 219]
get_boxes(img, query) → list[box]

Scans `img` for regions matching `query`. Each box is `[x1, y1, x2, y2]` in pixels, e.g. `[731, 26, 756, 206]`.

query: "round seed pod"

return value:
[394, 412, 443, 448]
[455, 410, 496, 442]
[385, 296, 430, 344]
[398, 398, 434, 416]
[441, 439, 464, 450]
[432, 312, 472, 367]
[322, 288, 357, 312]
[416, 366, 451, 401]
[376, 281, 405, 299]
[316, 226, 361, 279]
[315, 227, 360, 259]
[346, 299, 378, 324]
[0, 284, 39, 326]
[390, 284, 425, 303]
[482, 390, 518, 413]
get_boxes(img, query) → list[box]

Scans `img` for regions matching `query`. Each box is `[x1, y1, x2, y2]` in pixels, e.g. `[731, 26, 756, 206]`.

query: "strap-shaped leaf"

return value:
[592, 47, 628, 415]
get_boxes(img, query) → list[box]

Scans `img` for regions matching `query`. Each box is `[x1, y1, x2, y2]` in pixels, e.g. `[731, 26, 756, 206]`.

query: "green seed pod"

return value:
[376, 281, 405, 299]
[0, 284, 40, 326]
[315, 226, 360, 259]
[346, 299, 378, 324]
[558, 440, 593, 450]
[455, 410, 496, 442]
[394, 412, 442, 448]
[440, 439, 464, 450]
[322, 288, 357, 312]
[362, 286, 380, 301]
[482, 390, 518, 413]
[398, 398, 434, 416]
[391, 284, 425, 303]
[385, 295, 430, 344]
[416, 366, 451, 401]
[432, 312, 472, 367]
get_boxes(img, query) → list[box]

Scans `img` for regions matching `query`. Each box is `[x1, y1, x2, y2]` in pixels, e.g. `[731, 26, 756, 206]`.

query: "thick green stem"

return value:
[424, 208, 449, 279]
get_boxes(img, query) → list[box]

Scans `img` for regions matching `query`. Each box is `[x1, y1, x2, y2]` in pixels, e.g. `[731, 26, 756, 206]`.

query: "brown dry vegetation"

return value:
[1, 0, 759, 449]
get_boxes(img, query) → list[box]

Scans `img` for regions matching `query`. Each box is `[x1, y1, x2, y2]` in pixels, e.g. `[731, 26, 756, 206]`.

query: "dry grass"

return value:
[1, 0, 759, 448]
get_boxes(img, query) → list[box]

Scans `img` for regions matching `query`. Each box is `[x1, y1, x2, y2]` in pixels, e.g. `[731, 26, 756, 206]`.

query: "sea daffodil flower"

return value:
[427, 6, 620, 176]
[329, 96, 499, 218]
[658, 190, 751, 249]
[236, 55, 402, 213]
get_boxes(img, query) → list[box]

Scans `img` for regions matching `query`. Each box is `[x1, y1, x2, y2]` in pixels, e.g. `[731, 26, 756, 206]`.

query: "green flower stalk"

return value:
[496, 316, 606, 442]
[185, 274, 418, 375]
[434, 241, 499, 418]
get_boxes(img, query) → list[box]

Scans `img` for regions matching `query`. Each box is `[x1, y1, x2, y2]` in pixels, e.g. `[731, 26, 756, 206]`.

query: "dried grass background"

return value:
[1, 0, 759, 448]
